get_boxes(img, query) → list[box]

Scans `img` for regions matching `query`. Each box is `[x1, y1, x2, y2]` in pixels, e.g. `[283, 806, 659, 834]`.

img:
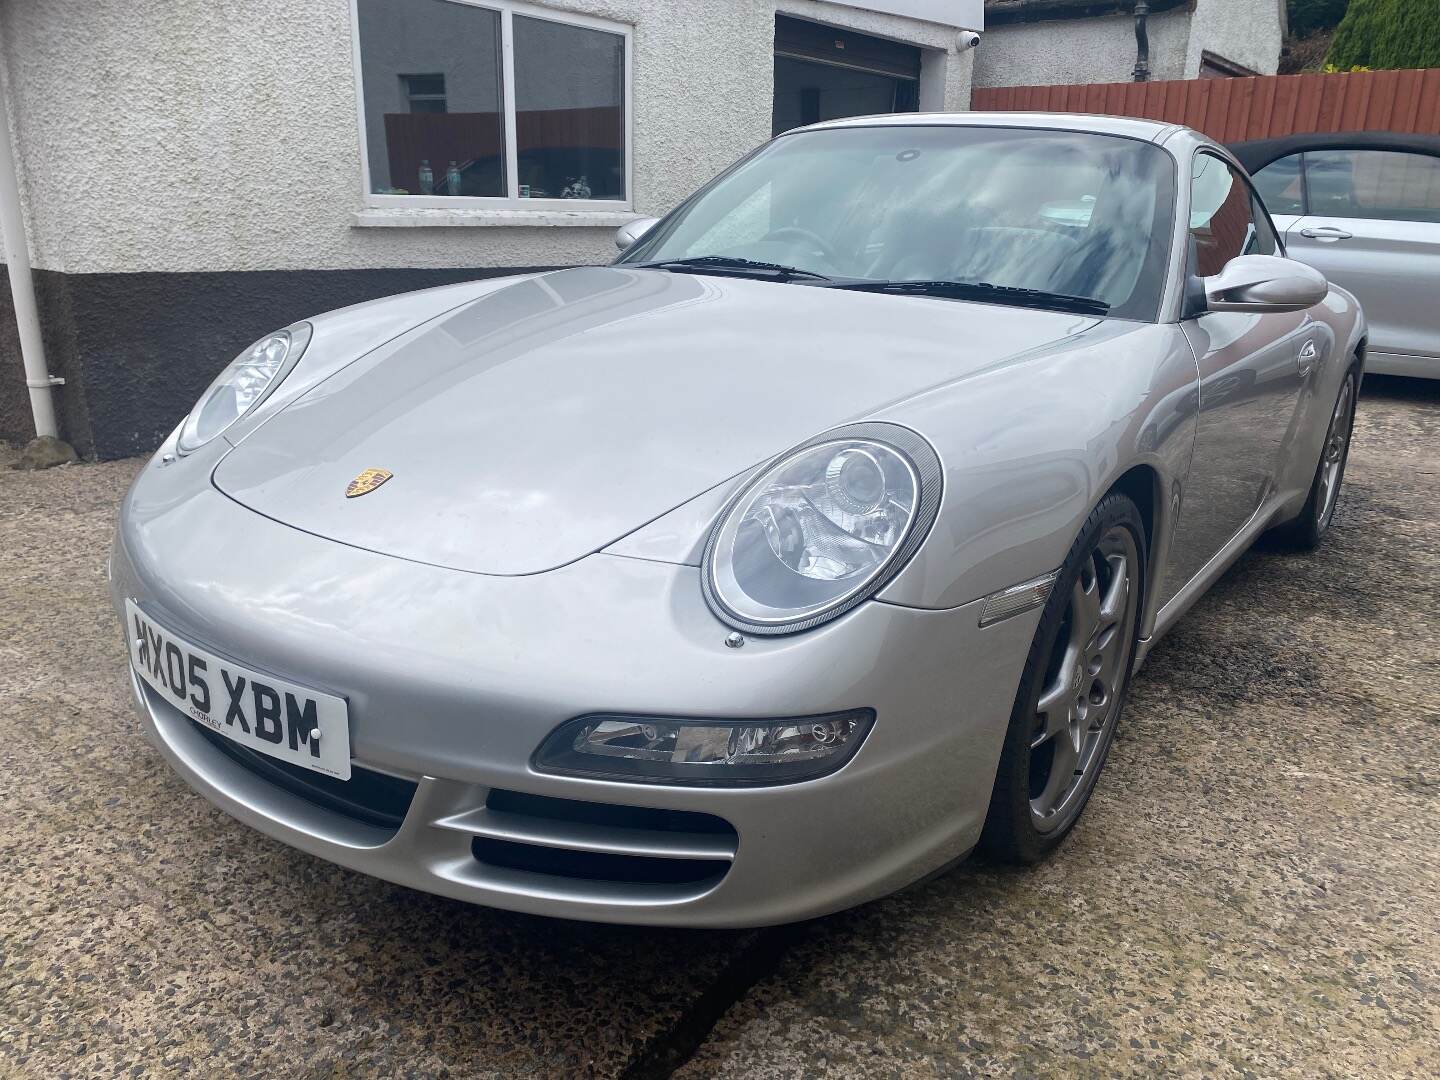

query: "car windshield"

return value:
[619, 124, 1176, 320]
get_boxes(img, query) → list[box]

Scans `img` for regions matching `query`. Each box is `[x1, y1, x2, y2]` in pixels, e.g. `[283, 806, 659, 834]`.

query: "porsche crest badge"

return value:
[345, 468, 393, 498]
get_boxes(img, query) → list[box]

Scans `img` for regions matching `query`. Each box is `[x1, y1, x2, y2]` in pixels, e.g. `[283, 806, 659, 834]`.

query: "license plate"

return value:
[126, 600, 351, 779]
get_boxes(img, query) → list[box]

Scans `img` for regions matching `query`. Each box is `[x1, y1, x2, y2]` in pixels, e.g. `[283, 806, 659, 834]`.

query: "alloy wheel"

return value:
[1028, 525, 1141, 831]
[1316, 375, 1355, 530]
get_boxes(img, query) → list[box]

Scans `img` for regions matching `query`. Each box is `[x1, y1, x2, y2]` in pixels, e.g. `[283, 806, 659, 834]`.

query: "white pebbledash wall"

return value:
[973, 0, 1284, 90]
[1181, 0, 1286, 79]
[974, 11, 1195, 87]
[0, 0, 978, 277]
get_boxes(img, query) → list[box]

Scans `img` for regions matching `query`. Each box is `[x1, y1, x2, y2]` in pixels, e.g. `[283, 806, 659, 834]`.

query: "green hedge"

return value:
[1325, 0, 1440, 69]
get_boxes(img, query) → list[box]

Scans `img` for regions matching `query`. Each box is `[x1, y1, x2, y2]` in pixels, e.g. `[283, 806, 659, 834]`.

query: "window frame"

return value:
[349, 0, 634, 212]
[1247, 185, 1280, 256]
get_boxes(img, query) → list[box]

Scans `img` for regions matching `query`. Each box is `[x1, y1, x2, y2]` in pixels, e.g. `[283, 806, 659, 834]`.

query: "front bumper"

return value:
[111, 464, 1040, 927]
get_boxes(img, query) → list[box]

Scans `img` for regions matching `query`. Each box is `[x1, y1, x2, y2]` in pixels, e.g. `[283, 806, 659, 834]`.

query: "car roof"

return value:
[794, 110, 1185, 144]
[1230, 131, 1440, 174]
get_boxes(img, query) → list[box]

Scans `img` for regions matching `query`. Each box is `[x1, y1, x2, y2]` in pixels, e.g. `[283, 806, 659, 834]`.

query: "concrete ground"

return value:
[2, 376, 1437, 1079]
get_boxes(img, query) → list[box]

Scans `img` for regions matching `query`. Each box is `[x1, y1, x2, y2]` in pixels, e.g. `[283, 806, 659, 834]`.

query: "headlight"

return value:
[535, 711, 874, 785]
[177, 323, 312, 453]
[702, 423, 942, 634]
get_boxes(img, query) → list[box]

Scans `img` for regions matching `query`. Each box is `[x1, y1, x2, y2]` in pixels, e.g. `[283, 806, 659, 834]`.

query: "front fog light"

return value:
[535, 710, 874, 785]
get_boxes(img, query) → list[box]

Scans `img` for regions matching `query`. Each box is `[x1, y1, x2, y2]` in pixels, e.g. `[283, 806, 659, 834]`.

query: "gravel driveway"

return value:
[2, 376, 1437, 1079]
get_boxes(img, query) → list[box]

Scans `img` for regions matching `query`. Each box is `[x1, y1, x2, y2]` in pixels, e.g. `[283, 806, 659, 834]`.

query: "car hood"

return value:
[214, 266, 1099, 575]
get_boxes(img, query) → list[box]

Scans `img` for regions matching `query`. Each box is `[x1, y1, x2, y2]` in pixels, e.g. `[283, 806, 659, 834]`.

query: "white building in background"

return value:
[975, 0, 1286, 88]
[0, 0, 983, 458]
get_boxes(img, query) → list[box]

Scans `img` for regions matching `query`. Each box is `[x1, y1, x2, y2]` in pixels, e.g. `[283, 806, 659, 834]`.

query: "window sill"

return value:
[351, 207, 641, 228]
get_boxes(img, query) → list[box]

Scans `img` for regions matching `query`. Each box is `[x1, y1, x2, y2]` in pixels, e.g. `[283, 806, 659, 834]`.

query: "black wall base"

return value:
[0, 273, 35, 447]
[0, 265, 558, 459]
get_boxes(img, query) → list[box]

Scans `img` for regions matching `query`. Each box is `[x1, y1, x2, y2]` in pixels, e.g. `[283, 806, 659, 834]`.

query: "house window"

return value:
[402, 74, 448, 114]
[353, 0, 630, 208]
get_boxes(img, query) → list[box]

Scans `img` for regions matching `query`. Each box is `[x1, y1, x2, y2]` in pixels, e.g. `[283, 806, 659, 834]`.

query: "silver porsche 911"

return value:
[112, 113, 1365, 927]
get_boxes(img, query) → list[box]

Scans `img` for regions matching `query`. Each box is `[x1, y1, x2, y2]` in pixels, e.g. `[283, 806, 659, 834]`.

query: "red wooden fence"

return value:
[972, 69, 1440, 143]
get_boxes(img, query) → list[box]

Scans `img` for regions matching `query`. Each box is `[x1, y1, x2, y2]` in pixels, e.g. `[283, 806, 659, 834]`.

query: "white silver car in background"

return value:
[1238, 132, 1440, 380]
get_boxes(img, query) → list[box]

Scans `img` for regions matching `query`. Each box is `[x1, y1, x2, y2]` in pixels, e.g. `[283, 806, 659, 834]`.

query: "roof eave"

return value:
[984, 0, 1195, 27]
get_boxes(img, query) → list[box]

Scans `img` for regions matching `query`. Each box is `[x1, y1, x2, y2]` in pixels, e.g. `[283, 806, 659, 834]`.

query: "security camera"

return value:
[957, 30, 981, 50]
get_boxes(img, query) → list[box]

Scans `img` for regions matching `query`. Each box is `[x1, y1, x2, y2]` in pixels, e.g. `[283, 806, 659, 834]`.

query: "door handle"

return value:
[1298, 339, 1318, 376]
[1299, 226, 1353, 241]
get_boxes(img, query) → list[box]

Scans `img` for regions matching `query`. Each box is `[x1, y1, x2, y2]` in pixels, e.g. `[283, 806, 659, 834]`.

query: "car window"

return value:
[1251, 153, 1306, 216]
[1304, 149, 1440, 223]
[1189, 153, 1268, 277]
[621, 125, 1177, 321]
[687, 182, 773, 252]
[1249, 191, 1279, 255]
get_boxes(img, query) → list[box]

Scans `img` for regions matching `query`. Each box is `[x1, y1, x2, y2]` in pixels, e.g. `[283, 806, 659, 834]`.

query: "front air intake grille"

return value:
[189, 719, 417, 832]
[470, 837, 725, 885]
[484, 788, 734, 835]
[442, 788, 738, 891]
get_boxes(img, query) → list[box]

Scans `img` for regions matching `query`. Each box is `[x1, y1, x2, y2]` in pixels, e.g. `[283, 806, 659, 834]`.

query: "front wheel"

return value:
[979, 493, 1146, 864]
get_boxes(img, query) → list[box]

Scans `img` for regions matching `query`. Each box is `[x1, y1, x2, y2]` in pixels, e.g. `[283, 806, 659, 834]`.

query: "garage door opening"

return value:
[772, 15, 920, 137]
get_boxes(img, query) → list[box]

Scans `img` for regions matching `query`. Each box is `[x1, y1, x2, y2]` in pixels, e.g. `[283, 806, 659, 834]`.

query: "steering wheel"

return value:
[761, 225, 840, 265]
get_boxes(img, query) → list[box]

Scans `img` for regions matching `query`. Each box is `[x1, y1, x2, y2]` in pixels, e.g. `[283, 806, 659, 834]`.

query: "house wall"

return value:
[1182, 0, 1284, 77]
[972, 0, 1283, 90]
[0, 0, 976, 455]
[974, 11, 1195, 89]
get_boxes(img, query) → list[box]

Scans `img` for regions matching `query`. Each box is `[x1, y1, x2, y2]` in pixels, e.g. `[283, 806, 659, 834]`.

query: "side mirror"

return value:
[615, 217, 659, 252]
[1203, 254, 1328, 314]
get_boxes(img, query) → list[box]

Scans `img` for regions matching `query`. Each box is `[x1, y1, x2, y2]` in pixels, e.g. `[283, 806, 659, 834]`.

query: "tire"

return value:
[978, 492, 1146, 864]
[1269, 365, 1359, 551]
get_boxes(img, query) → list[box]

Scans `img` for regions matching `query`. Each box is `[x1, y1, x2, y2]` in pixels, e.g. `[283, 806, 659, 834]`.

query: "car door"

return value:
[1281, 148, 1440, 370]
[1162, 151, 1313, 605]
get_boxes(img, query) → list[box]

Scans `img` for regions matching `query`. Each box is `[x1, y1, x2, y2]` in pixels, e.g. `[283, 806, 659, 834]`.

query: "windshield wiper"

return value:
[632, 256, 832, 282]
[825, 279, 1110, 316]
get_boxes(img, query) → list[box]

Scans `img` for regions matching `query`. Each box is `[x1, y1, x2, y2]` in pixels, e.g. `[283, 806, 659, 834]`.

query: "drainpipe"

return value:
[0, 42, 60, 439]
[1132, 1, 1152, 82]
